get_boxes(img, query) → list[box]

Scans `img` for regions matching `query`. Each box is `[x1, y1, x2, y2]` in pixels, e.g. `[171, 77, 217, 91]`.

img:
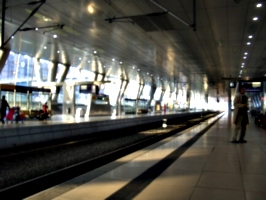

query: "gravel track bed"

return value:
[0, 125, 183, 190]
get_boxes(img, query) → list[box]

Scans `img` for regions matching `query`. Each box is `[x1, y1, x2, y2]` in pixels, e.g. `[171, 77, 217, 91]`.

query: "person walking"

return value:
[231, 86, 249, 143]
[0, 95, 10, 124]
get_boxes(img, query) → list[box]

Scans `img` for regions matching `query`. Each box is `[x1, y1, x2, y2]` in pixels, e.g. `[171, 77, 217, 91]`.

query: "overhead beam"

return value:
[1, 0, 46, 49]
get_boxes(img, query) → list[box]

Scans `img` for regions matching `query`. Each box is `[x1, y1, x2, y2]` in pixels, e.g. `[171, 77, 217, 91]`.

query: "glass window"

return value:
[0, 51, 17, 83]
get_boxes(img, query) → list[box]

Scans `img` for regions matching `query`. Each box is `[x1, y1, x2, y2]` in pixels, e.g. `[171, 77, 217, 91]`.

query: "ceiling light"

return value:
[53, 34, 57, 38]
[93, 51, 97, 54]
[241, 65, 244, 68]
[256, 3, 262, 7]
[243, 57, 247, 59]
[44, 46, 47, 49]
[253, 17, 258, 21]
[244, 52, 248, 55]
[35, 28, 38, 31]
[43, 16, 52, 22]
[57, 50, 60, 53]
[132, 66, 135, 69]
[87, 5, 94, 13]
[112, 58, 115, 61]
[79, 58, 81, 60]
[120, 62, 122, 64]
[242, 63, 245, 65]
[11, 36, 14, 39]
[248, 35, 253, 38]
[247, 42, 251, 45]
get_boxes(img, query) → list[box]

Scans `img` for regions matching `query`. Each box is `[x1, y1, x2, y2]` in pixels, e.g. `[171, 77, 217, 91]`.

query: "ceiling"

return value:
[1, 0, 266, 96]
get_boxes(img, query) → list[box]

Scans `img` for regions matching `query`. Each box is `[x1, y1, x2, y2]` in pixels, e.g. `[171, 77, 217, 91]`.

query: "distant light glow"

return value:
[120, 61, 122, 64]
[256, 3, 262, 7]
[93, 51, 97, 54]
[253, 17, 258, 21]
[243, 57, 247, 59]
[87, 5, 94, 13]
[53, 34, 57, 38]
[57, 50, 60, 53]
[112, 58, 115, 61]
[44, 46, 47, 49]
[244, 52, 248, 55]
[35, 28, 38, 31]
[247, 42, 251, 45]
[248, 35, 253, 38]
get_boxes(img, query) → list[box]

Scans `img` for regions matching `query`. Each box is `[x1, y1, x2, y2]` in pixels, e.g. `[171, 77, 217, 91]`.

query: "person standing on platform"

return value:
[0, 95, 10, 124]
[40, 102, 49, 120]
[231, 86, 249, 143]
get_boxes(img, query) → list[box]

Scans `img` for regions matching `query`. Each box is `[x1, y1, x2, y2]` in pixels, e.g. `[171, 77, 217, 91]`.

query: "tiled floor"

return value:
[25, 112, 266, 200]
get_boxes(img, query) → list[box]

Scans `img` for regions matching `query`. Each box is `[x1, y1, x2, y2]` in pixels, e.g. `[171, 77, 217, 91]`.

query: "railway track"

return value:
[0, 112, 220, 199]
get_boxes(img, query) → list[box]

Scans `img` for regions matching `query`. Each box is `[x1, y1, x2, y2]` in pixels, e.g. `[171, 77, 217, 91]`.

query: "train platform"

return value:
[23, 112, 266, 200]
[0, 111, 204, 150]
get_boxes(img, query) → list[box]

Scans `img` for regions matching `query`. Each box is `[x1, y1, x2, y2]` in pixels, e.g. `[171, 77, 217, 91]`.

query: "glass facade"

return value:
[0, 51, 209, 112]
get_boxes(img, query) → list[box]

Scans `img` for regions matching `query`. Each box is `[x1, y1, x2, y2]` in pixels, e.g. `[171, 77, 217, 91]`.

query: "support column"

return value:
[116, 79, 125, 115]
[49, 61, 58, 82]
[147, 79, 156, 108]
[136, 82, 144, 112]
[227, 81, 231, 112]
[263, 82, 266, 113]
[0, 48, 10, 73]
[54, 63, 70, 99]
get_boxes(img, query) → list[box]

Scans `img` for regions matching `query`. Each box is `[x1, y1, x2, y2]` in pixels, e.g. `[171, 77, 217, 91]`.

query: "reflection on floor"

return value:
[25, 112, 266, 200]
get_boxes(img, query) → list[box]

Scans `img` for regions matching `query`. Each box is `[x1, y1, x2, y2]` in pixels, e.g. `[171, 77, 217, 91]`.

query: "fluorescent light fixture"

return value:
[253, 17, 258, 20]
[248, 35, 253, 38]
[256, 3, 262, 7]
[247, 42, 251, 45]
